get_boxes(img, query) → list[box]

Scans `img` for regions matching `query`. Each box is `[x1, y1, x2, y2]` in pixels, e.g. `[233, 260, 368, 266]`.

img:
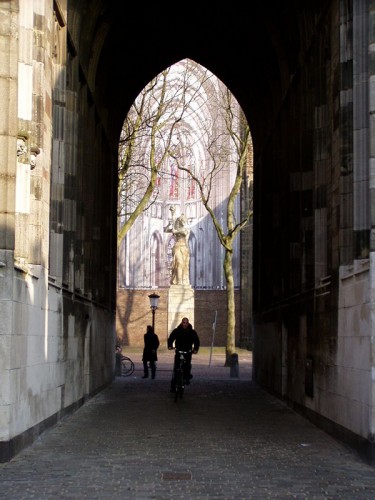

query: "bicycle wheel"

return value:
[174, 368, 184, 402]
[121, 356, 135, 376]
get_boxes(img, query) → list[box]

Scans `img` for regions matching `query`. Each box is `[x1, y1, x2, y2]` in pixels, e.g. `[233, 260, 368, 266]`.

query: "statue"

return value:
[164, 206, 190, 285]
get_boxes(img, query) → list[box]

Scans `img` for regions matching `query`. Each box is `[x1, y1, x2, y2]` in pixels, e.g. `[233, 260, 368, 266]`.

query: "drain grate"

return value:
[162, 471, 192, 481]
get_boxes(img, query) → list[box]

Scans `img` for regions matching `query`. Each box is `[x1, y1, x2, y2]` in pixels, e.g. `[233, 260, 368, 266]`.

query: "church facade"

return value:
[116, 61, 246, 347]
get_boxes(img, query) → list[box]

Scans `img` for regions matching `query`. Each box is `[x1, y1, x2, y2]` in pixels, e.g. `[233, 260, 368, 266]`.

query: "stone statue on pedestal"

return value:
[164, 206, 190, 286]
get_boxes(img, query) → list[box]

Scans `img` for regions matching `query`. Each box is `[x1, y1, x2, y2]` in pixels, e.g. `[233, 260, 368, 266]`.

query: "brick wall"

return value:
[116, 289, 240, 348]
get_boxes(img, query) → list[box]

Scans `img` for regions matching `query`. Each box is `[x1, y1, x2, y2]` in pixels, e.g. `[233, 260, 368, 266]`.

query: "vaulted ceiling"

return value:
[67, 0, 329, 152]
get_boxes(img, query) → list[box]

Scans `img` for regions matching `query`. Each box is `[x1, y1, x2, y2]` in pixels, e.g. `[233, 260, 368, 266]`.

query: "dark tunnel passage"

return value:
[2, 0, 375, 467]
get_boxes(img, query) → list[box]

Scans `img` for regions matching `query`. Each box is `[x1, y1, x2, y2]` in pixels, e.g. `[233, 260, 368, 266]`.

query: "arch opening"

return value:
[116, 58, 253, 353]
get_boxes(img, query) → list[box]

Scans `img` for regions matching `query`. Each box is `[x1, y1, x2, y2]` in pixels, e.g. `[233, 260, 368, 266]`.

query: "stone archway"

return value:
[1, 0, 375, 464]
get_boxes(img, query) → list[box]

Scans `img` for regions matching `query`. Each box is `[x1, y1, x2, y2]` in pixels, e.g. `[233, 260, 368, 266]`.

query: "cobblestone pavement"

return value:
[1, 348, 375, 499]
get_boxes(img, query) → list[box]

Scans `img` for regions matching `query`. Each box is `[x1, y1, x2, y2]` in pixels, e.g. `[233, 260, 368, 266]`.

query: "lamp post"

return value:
[148, 293, 160, 332]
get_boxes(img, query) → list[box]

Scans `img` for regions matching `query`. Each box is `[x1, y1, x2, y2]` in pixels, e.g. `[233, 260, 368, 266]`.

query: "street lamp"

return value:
[148, 293, 160, 332]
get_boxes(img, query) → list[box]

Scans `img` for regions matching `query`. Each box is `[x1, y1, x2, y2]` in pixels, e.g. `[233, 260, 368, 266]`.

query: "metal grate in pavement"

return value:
[162, 471, 192, 481]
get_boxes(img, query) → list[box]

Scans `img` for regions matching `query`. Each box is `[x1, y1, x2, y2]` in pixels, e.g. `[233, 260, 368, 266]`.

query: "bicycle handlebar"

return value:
[168, 347, 198, 354]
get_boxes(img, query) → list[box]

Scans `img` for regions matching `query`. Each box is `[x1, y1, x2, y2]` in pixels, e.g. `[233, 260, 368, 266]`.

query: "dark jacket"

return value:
[167, 323, 200, 352]
[142, 331, 160, 362]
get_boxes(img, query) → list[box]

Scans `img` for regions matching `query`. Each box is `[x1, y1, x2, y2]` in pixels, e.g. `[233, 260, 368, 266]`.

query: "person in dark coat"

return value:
[115, 344, 123, 376]
[167, 317, 200, 391]
[142, 325, 160, 379]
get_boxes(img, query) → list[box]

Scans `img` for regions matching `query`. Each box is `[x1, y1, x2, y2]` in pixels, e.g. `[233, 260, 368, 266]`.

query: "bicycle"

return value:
[121, 355, 135, 376]
[173, 350, 191, 402]
[115, 345, 135, 377]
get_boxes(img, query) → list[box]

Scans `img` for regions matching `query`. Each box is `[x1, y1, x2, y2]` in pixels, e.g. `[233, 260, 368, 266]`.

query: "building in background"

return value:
[116, 60, 251, 346]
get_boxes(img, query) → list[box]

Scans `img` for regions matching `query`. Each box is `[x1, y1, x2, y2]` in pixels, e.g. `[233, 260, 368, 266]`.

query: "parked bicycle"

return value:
[173, 350, 191, 402]
[121, 355, 135, 376]
[115, 345, 135, 377]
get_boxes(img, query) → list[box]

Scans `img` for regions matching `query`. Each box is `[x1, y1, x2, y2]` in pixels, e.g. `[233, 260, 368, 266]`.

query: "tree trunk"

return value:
[223, 248, 235, 366]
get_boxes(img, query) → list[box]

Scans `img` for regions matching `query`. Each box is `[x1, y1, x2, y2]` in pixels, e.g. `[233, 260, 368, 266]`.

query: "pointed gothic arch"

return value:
[150, 231, 163, 288]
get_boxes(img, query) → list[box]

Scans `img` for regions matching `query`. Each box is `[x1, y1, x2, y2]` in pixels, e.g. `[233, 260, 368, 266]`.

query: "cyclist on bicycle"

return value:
[168, 317, 200, 392]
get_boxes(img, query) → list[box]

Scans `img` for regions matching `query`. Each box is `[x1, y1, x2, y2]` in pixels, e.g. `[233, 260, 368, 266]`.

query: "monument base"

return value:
[167, 285, 195, 334]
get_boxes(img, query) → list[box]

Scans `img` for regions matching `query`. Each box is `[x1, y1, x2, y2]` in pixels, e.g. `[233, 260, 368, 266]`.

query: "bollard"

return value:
[230, 353, 239, 378]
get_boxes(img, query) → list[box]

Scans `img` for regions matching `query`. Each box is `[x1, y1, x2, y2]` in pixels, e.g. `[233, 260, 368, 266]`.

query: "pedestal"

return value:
[167, 285, 195, 333]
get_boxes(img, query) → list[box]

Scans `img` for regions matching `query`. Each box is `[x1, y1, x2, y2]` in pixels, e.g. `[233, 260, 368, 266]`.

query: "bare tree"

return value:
[172, 87, 253, 363]
[117, 62, 210, 246]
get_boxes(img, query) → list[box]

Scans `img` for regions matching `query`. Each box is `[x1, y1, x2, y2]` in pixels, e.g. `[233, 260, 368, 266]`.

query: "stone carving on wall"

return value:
[30, 146, 40, 169]
[17, 135, 39, 170]
[17, 137, 27, 159]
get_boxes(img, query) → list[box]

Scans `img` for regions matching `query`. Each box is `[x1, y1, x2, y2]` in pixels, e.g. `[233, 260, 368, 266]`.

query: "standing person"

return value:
[115, 344, 123, 376]
[142, 325, 160, 379]
[167, 317, 200, 391]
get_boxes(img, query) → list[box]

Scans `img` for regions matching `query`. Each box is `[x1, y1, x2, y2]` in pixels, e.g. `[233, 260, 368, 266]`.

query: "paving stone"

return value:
[0, 349, 375, 499]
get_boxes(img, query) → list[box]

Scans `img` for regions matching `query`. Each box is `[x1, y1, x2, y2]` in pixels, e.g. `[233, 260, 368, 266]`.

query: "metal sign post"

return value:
[209, 311, 217, 367]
